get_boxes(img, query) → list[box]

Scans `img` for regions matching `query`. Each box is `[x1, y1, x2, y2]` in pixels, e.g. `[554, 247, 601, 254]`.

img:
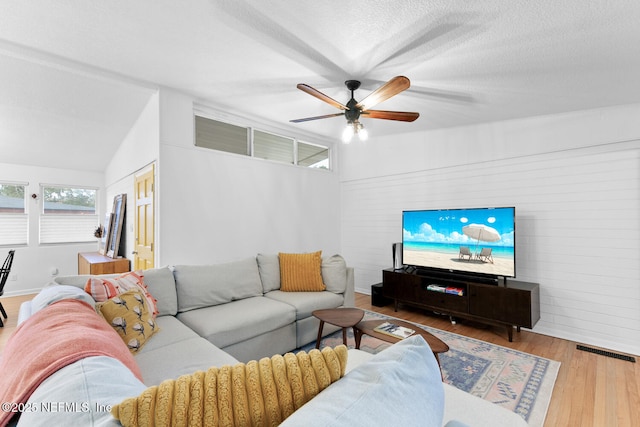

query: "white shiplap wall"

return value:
[341, 141, 640, 355]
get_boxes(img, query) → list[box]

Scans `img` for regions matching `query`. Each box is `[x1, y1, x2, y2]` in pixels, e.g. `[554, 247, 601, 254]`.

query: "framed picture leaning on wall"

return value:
[106, 194, 126, 258]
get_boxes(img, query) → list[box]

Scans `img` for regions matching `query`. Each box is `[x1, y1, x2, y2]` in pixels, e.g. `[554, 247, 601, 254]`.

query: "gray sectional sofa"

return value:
[24, 253, 355, 385]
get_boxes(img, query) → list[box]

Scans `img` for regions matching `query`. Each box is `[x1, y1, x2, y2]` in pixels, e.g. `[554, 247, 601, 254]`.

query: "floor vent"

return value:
[576, 345, 636, 363]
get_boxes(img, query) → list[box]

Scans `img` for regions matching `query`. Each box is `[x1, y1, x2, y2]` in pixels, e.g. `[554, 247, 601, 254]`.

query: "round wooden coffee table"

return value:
[312, 308, 365, 349]
[354, 319, 449, 369]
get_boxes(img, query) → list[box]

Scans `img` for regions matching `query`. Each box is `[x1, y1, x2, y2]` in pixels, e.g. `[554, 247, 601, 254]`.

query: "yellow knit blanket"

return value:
[112, 345, 348, 427]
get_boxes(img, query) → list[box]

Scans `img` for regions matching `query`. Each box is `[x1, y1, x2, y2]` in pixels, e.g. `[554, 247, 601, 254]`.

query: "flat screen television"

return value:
[402, 207, 515, 279]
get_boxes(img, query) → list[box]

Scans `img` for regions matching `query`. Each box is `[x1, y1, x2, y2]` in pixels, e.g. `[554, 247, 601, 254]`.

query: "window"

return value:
[0, 183, 28, 246]
[40, 185, 98, 244]
[254, 130, 294, 164]
[298, 141, 329, 169]
[194, 114, 331, 170]
[195, 116, 249, 155]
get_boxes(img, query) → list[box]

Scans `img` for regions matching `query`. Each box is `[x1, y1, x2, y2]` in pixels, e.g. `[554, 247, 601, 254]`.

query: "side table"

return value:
[312, 308, 365, 349]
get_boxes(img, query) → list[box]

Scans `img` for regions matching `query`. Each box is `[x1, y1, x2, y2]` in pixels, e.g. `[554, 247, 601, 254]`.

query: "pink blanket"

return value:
[0, 299, 142, 427]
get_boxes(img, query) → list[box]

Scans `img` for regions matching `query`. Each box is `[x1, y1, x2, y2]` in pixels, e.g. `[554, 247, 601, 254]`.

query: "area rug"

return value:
[298, 310, 559, 427]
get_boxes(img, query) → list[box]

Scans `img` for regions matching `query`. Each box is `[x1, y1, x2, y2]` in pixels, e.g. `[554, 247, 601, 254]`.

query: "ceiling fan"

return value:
[290, 76, 420, 142]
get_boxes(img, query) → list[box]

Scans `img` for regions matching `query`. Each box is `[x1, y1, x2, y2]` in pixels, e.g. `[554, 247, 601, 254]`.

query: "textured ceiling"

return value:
[1, 0, 640, 170]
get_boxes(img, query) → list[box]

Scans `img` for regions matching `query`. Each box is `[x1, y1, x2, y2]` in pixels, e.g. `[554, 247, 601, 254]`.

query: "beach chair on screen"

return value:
[459, 246, 473, 261]
[476, 248, 493, 263]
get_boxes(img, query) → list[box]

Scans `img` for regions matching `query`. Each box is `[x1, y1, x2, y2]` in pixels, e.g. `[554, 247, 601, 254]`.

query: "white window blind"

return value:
[195, 116, 249, 155]
[0, 214, 28, 246]
[39, 215, 98, 244]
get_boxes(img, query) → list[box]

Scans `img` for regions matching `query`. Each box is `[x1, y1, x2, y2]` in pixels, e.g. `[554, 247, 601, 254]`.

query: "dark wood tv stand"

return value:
[381, 268, 540, 341]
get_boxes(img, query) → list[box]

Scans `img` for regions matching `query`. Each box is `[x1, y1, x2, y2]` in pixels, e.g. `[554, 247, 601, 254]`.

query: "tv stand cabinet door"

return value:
[468, 282, 538, 328]
[382, 269, 421, 301]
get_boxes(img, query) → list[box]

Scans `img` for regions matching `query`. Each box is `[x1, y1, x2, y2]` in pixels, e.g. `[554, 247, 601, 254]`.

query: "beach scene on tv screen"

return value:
[403, 208, 515, 277]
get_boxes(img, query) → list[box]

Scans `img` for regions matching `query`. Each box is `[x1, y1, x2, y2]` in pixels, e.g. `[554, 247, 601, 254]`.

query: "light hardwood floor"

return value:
[1, 292, 638, 426]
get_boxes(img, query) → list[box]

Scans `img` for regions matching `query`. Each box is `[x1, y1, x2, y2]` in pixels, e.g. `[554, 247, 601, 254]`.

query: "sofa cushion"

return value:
[174, 258, 263, 312]
[279, 251, 326, 292]
[257, 253, 280, 292]
[321, 254, 348, 294]
[176, 296, 295, 349]
[280, 335, 445, 427]
[134, 336, 240, 386]
[18, 356, 146, 427]
[141, 267, 178, 317]
[134, 316, 199, 353]
[113, 346, 348, 427]
[265, 290, 344, 320]
[97, 289, 159, 353]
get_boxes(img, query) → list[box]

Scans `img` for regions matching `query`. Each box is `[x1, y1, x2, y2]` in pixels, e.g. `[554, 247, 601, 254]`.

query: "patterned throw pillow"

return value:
[97, 289, 159, 353]
[85, 271, 158, 317]
[279, 251, 326, 292]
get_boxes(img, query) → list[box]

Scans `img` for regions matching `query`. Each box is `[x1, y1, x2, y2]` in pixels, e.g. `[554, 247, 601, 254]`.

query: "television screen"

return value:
[402, 207, 515, 278]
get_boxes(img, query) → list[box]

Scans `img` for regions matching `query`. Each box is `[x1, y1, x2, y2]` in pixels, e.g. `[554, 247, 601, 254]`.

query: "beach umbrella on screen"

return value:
[462, 224, 500, 253]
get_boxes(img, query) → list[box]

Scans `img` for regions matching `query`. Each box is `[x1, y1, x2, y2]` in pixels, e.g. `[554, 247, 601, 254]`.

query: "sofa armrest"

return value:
[343, 267, 355, 307]
[18, 301, 33, 325]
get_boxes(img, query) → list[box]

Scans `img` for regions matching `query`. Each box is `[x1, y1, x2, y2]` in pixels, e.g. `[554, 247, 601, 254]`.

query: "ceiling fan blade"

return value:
[290, 112, 345, 123]
[297, 84, 349, 110]
[362, 110, 420, 122]
[355, 76, 411, 110]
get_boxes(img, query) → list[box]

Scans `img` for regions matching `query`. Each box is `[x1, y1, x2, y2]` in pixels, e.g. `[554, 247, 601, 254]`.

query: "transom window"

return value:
[194, 115, 330, 169]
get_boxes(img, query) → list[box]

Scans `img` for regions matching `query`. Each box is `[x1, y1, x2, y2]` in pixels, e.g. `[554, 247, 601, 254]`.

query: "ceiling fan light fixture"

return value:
[358, 126, 368, 141]
[342, 122, 355, 143]
[342, 121, 367, 143]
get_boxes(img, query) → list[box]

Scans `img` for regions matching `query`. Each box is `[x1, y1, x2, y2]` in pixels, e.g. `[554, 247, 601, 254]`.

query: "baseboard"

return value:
[3, 288, 41, 297]
[354, 286, 371, 295]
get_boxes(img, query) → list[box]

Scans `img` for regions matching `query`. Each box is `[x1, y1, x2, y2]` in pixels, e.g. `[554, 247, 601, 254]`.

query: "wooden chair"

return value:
[459, 246, 473, 260]
[0, 250, 15, 327]
[475, 247, 493, 263]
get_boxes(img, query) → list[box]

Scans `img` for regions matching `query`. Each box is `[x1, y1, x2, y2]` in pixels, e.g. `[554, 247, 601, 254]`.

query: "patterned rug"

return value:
[298, 310, 560, 427]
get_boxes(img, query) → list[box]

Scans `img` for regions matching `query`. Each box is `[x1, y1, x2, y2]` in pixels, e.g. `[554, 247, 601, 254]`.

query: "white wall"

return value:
[157, 90, 342, 265]
[103, 92, 159, 261]
[0, 163, 103, 295]
[340, 103, 640, 356]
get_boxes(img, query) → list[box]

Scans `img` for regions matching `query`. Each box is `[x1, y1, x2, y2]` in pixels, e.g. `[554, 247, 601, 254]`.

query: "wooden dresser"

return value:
[78, 252, 130, 275]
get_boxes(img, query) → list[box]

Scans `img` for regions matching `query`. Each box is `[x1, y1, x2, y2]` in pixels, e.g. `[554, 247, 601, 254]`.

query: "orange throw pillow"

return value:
[279, 251, 326, 292]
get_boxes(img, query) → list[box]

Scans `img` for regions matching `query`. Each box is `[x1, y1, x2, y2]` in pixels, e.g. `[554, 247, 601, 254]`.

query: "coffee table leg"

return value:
[434, 353, 444, 381]
[354, 329, 362, 349]
[342, 327, 348, 346]
[315, 320, 325, 349]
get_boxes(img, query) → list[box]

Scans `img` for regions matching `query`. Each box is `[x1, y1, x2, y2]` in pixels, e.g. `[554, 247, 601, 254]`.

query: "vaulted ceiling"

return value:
[1, 1, 640, 171]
